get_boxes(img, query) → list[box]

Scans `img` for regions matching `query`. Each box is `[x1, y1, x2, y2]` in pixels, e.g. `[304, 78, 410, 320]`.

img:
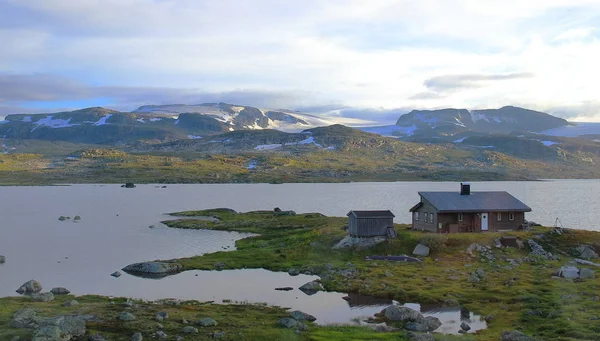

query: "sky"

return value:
[1, 0, 600, 122]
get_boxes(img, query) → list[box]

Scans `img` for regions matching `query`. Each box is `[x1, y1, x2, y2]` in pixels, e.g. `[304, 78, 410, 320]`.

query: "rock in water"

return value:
[299, 281, 324, 294]
[460, 322, 471, 331]
[290, 310, 317, 322]
[0, 255, 5, 263]
[288, 268, 300, 276]
[16, 280, 43, 294]
[111, 271, 121, 278]
[58, 216, 67, 221]
[50, 287, 70, 295]
[412, 244, 430, 257]
[197, 317, 218, 327]
[122, 262, 183, 276]
[122, 183, 136, 188]
[74, 216, 81, 221]
[382, 305, 422, 322]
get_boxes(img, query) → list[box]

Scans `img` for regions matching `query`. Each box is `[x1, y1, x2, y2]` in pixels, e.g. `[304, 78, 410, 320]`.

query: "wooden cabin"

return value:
[346, 210, 395, 237]
[409, 183, 531, 233]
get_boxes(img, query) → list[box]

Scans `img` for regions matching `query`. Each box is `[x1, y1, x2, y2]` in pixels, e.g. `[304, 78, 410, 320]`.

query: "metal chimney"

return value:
[460, 182, 471, 195]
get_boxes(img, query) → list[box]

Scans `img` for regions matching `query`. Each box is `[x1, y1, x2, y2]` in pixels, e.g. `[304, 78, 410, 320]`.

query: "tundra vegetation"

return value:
[2, 209, 598, 340]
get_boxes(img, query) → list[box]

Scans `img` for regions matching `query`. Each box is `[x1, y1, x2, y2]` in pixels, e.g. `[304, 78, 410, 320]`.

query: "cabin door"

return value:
[481, 213, 488, 231]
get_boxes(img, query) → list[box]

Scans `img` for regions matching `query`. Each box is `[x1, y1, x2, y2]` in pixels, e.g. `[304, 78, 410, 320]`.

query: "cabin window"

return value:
[429, 213, 434, 224]
[458, 213, 463, 222]
[424, 212, 428, 223]
[414, 212, 419, 221]
[497, 213, 502, 221]
[509, 212, 515, 221]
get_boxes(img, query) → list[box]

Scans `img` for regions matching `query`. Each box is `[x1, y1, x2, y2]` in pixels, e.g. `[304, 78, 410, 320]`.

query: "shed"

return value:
[346, 210, 395, 237]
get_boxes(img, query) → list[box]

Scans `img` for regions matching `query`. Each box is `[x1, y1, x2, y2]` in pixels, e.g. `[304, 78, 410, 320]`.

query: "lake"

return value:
[0, 180, 598, 326]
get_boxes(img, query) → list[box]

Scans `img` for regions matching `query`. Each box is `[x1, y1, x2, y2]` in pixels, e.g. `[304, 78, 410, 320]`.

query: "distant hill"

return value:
[393, 106, 568, 137]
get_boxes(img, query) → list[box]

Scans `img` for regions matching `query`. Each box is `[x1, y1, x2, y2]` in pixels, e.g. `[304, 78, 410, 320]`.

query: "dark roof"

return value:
[415, 191, 531, 213]
[347, 210, 395, 218]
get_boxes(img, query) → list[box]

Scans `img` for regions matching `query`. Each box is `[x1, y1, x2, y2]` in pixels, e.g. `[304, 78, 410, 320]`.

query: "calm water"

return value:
[0, 180, 598, 326]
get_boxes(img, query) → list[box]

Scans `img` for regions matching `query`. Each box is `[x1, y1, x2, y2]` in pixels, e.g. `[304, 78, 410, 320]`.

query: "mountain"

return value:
[392, 106, 568, 137]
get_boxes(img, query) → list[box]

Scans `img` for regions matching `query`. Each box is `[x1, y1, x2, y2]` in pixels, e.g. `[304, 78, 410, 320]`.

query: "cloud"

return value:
[423, 73, 535, 93]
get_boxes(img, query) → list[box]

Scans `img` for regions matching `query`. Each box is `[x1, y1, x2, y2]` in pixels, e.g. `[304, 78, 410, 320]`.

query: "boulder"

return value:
[405, 331, 435, 341]
[460, 322, 471, 331]
[33, 326, 67, 341]
[290, 310, 317, 322]
[467, 274, 480, 283]
[30, 292, 55, 302]
[181, 326, 199, 334]
[88, 334, 106, 341]
[288, 268, 300, 276]
[0, 255, 5, 263]
[575, 245, 599, 259]
[579, 268, 595, 279]
[211, 332, 225, 338]
[122, 262, 182, 276]
[122, 183, 136, 188]
[474, 268, 485, 278]
[16, 280, 43, 294]
[118, 312, 136, 321]
[405, 322, 430, 332]
[422, 316, 442, 331]
[382, 306, 422, 322]
[111, 271, 121, 278]
[214, 262, 226, 271]
[73, 216, 81, 221]
[131, 332, 143, 341]
[412, 244, 430, 257]
[501, 330, 535, 341]
[58, 216, 67, 221]
[299, 281, 324, 293]
[50, 287, 70, 295]
[527, 240, 557, 260]
[63, 300, 79, 307]
[557, 266, 580, 279]
[38, 316, 86, 339]
[154, 331, 167, 339]
[11, 308, 38, 329]
[155, 311, 169, 321]
[197, 317, 218, 327]
[277, 318, 305, 330]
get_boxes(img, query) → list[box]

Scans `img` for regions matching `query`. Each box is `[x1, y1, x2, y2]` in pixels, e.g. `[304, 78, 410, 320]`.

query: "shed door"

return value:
[481, 213, 488, 231]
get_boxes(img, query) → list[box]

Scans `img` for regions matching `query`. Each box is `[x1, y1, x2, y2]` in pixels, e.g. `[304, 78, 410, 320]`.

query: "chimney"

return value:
[460, 182, 471, 195]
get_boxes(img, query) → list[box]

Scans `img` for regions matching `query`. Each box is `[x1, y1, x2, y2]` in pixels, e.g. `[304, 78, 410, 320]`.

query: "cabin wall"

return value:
[412, 199, 439, 232]
[437, 213, 481, 233]
[349, 217, 393, 237]
[488, 212, 525, 231]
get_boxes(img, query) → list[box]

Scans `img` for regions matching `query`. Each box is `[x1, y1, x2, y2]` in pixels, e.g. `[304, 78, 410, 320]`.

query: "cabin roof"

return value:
[414, 191, 531, 213]
[347, 210, 395, 218]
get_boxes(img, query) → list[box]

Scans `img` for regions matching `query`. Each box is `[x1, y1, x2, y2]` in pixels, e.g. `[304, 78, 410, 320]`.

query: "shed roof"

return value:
[347, 210, 395, 218]
[413, 191, 531, 213]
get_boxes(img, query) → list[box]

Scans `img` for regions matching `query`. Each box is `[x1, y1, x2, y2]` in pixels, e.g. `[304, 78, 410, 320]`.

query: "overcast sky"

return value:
[1, 0, 600, 121]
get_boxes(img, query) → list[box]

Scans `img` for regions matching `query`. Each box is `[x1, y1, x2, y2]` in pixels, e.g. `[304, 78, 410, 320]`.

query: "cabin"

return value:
[409, 183, 531, 233]
[346, 210, 395, 237]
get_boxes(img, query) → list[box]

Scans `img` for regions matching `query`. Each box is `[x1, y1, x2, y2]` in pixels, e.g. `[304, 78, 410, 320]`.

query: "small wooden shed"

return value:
[346, 210, 395, 237]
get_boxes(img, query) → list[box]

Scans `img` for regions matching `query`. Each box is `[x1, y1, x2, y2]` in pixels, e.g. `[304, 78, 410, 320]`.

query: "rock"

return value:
[0, 255, 5, 263]
[501, 330, 535, 341]
[579, 268, 595, 279]
[460, 322, 471, 331]
[277, 318, 305, 329]
[412, 244, 430, 257]
[574, 245, 599, 259]
[148, 225, 155, 229]
[333, 235, 386, 249]
[575, 258, 600, 267]
[182, 326, 198, 334]
[474, 268, 485, 278]
[182, 318, 189, 324]
[111, 271, 121, 278]
[131, 332, 143, 341]
[58, 216, 67, 221]
[214, 262, 226, 270]
[527, 240, 557, 260]
[382, 305, 422, 322]
[73, 216, 81, 221]
[197, 317, 218, 327]
[122, 183, 136, 188]
[122, 262, 183, 276]
[558, 266, 580, 278]
[156, 323, 163, 329]
[288, 268, 300, 276]
[155, 311, 169, 321]
[118, 312, 136, 321]
[211, 332, 225, 338]
[154, 331, 167, 339]
[50, 287, 70, 295]
[422, 316, 442, 331]
[38, 316, 86, 338]
[122, 299, 134, 307]
[88, 334, 105, 341]
[16, 280, 43, 294]
[275, 287, 294, 291]
[467, 274, 480, 283]
[11, 308, 38, 329]
[30, 292, 55, 302]
[274, 207, 281, 212]
[299, 281, 324, 293]
[405, 331, 435, 341]
[33, 326, 67, 341]
[405, 322, 430, 332]
[274, 210, 296, 216]
[290, 310, 316, 322]
[63, 300, 79, 307]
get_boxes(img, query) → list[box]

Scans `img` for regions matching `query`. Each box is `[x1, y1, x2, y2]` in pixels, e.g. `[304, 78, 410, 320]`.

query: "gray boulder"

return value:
[30, 292, 55, 302]
[118, 312, 136, 321]
[211, 332, 225, 338]
[575, 245, 599, 259]
[11, 308, 38, 329]
[288, 268, 300, 276]
[122, 262, 182, 275]
[501, 330, 535, 341]
[405, 331, 435, 341]
[277, 318, 306, 330]
[88, 335, 105, 341]
[50, 287, 70, 295]
[181, 326, 199, 334]
[299, 281, 324, 293]
[0, 255, 5, 263]
[37, 316, 86, 339]
[33, 326, 67, 341]
[131, 332, 143, 341]
[579, 268, 595, 279]
[214, 262, 226, 270]
[155, 311, 169, 321]
[413, 244, 430, 257]
[16, 280, 43, 294]
[290, 310, 316, 322]
[197, 317, 218, 327]
[422, 316, 442, 331]
[111, 271, 121, 278]
[63, 300, 79, 307]
[467, 274, 480, 283]
[382, 306, 422, 322]
[460, 322, 471, 331]
[154, 331, 167, 339]
[558, 266, 580, 278]
[405, 322, 429, 332]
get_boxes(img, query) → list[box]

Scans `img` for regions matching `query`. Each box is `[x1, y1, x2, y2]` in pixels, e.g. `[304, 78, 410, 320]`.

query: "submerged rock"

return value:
[0, 255, 5, 263]
[412, 244, 430, 257]
[288, 268, 300, 276]
[299, 281, 324, 293]
[122, 262, 182, 276]
[16, 280, 43, 294]
[275, 287, 294, 291]
[111, 271, 121, 278]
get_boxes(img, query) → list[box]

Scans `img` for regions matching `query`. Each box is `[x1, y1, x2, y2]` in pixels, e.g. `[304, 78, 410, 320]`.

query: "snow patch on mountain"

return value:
[30, 116, 80, 131]
[94, 114, 112, 126]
